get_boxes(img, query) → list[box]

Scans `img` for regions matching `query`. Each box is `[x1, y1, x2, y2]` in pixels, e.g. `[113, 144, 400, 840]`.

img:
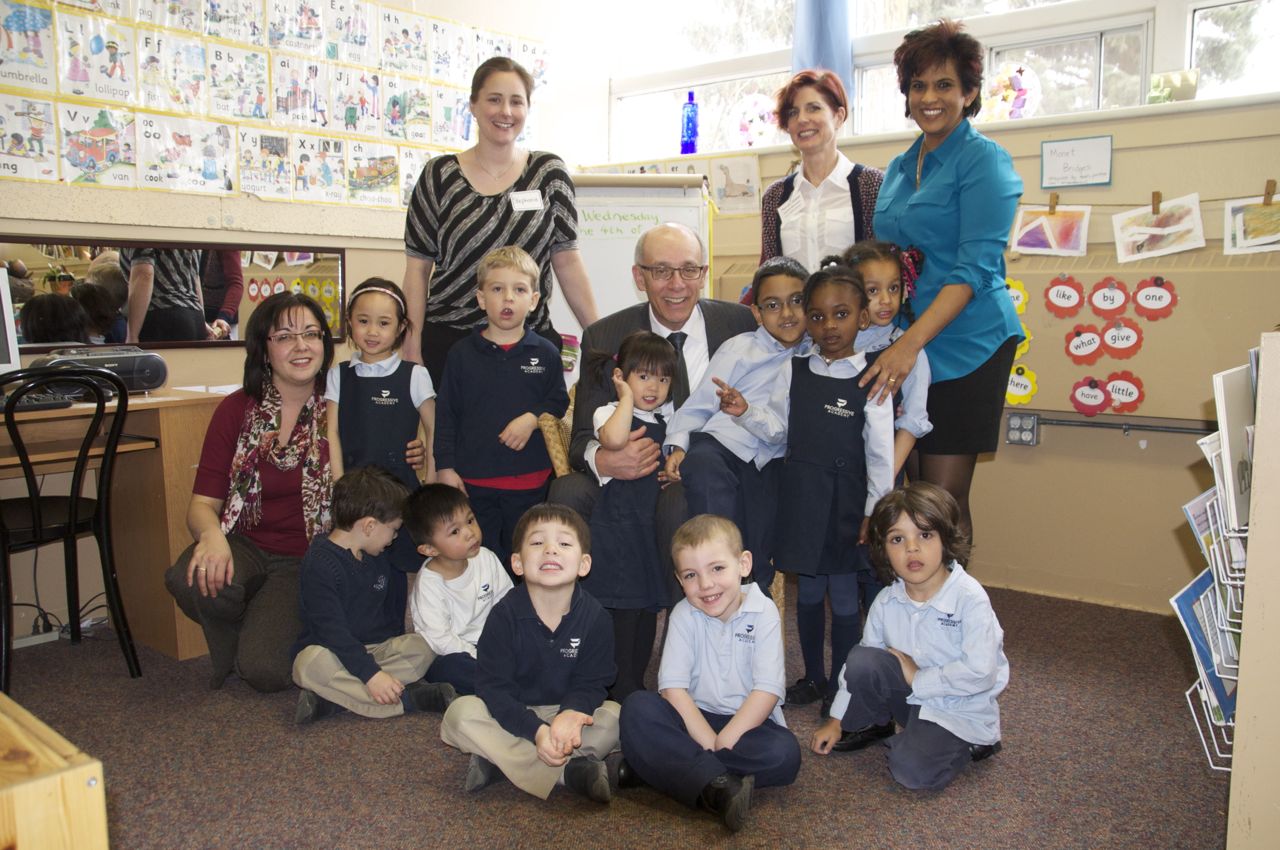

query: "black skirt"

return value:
[917, 336, 1018, 456]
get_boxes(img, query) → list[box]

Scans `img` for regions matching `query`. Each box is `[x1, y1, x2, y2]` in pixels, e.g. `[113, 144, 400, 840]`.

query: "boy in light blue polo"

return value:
[618, 515, 800, 833]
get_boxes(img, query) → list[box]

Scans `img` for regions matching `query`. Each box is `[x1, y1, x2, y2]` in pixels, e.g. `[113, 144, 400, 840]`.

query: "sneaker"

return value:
[970, 741, 1002, 762]
[697, 773, 753, 832]
[830, 722, 895, 752]
[785, 678, 823, 706]
[294, 690, 343, 725]
[464, 754, 501, 792]
[563, 755, 612, 803]
[402, 680, 457, 713]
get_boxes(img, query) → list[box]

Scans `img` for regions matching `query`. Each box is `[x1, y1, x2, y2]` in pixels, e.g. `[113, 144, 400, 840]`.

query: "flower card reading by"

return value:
[289, 131, 344, 202]
[59, 103, 135, 187]
[1089, 277, 1128, 319]
[0, 1, 55, 94]
[56, 12, 135, 104]
[0, 92, 58, 181]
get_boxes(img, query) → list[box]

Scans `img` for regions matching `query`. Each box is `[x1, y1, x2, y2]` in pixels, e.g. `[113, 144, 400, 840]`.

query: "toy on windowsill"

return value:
[979, 63, 1041, 123]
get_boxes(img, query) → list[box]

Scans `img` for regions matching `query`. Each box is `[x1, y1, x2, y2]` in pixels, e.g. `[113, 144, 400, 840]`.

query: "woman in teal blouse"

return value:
[863, 20, 1023, 539]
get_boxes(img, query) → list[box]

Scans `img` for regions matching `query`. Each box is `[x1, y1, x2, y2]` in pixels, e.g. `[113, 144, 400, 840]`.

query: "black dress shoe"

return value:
[616, 758, 646, 789]
[785, 678, 823, 706]
[698, 773, 753, 833]
[564, 756, 612, 803]
[464, 754, 501, 792]
[294, 690, 344, 725]
[819, 693, 834, 719]
[402, 680, 457, 713]
[970, 741, 1002, 762]
[830, 722, 895, 752]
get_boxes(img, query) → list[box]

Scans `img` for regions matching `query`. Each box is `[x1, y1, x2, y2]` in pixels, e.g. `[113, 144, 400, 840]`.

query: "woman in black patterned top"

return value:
[402, 57, 598, 384]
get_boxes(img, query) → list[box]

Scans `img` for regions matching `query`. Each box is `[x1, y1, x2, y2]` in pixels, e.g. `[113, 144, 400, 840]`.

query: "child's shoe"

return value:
[402, 680, 457, 713]
[698, 773, 753, 832]
[831, 721, 895, 751]
[464, 754, 501, 792]
[563, 755, 612, 803]
[970, 741, 1002, 762]
[785, 678, 822, 706]
[295, 690, 343, 725]
[616, 757, 647, 789]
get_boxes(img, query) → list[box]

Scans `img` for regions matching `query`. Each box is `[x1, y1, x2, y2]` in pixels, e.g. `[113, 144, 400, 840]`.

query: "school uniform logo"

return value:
[477, 583, 493, 603]
[372, 389, 400, 407]
[373, 574, 387, 591]
[822, 397, 858, 418]
[520, 357, 546, 375]
[937, 613, 961, 628]
[561, 637, 581, 658]
[735, 623, 756, 644]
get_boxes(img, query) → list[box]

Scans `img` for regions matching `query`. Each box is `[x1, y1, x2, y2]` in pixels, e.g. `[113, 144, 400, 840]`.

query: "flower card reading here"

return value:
[1006, 364, 1038, 405]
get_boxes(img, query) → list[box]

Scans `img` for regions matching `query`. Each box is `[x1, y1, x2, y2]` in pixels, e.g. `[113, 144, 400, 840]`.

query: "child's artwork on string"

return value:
[346, 138, 396, 206]
[271, 53, 330, 128]
[1011, 205, 1090, 257]
[290, 131, 344, 202]
[203, 0, 265, 48]
[0, 92, 58, 181]
[206, 44, 268, 121]
[399, 144, 430, 206]
[238, 125, 290, 199]
[137, 30, 206, 115]
[136, 112, 234, 194]
[268, 0, 326, 57]
[59, 102, 135, 186]
[379, 6, 428, 77]
[429, 18, 473, 87]
[332, 64, 379, 136]
[326, 0, 376, 66]
[1112, 192, 1205, 263]
[1222, 196, 1280, 255]
[0, 1, 55, 94]
[431, 83, 471, 148]
[136, 0, 201, 34]
[708, 154, 760, 216]
[56, 12, 135, 105]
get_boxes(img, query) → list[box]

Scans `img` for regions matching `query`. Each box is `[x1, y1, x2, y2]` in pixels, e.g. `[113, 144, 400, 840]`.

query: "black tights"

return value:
[911, 452, 979, 542]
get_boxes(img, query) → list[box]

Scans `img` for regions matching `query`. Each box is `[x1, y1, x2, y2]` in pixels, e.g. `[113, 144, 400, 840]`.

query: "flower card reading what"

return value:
[57, 12, 135, 105]
[1044, 274, 1084, 319]
[59, 103, 136, 187]
[0, 92, 57, 181]
[1106, 370, 1144, 414]
[1133, 275, 1178, 321]
[289, 132, 344, 203]
[379, 6, 428, 77]
[1006, 364, 1038, 406]
[207, 45, 269, 121]
[1100, 317, 1142, 360]
[1065, 324, 1103, 366]
[1005, 277, 1028, 314]
[346, 138, 397, 206]
[137, 31, 206, 115]
[0, 1, 55, 94]
[268, 0, 326, 57]
[238, 126, 291, 199]
[204, 0, 265, 47]
[136, 112, 233, 195]
[1070, 376, 1111, 417]
[1089, 277, 1128, 319]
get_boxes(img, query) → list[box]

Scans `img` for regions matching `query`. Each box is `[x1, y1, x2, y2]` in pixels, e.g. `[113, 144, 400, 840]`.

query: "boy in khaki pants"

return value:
[441, 504, 618, 802]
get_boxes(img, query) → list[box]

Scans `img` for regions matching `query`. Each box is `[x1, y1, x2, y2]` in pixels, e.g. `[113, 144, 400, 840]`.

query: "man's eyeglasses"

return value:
[638, 264, 707, 281]
[757, 293, 805, 313]
[268, 329, 324, 345]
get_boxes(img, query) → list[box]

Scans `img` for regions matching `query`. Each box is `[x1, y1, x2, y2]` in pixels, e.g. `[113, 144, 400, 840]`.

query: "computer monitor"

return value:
[0, 269, 21, 377]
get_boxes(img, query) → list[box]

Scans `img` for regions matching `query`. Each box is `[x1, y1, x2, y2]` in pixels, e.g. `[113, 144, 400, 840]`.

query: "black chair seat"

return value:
[0, 496, 97, 547]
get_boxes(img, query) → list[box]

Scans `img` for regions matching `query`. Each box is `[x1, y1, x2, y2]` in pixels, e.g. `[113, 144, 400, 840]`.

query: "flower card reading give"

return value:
[1065, 324, 1103, 365]
[1090, 277, 1128, 319]
[1071, 377, 1111, 417]
[1044, 274, 1084, 318]
[1101, 317, 1143, 359]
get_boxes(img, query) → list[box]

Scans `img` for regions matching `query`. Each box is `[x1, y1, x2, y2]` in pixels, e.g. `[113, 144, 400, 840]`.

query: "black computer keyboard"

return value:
[3, 391, 76, 411]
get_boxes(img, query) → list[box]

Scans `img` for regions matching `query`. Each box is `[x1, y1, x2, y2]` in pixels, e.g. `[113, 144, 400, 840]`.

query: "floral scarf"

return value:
[220, 382, 331, 541]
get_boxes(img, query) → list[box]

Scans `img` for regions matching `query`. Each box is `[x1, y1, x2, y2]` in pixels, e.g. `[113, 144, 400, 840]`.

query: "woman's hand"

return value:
[188, 529, 235, 598]
[859, 336, 922, 405]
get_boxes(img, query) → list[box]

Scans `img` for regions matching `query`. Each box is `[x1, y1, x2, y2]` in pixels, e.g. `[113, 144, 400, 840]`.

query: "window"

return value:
[1192, 0, 1280, 98]
[985, 26, 1145, 120]
[850, 0, 1072, 36]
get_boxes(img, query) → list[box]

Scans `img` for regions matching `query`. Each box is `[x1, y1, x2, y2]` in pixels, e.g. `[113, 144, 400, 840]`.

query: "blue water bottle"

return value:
[680, 91, 698, 155]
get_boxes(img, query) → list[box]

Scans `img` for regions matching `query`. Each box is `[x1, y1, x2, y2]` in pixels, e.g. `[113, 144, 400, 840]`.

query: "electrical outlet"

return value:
[1006, 413, 1040, 446]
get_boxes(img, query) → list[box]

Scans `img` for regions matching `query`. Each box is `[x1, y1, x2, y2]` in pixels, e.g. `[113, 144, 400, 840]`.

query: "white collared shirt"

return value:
[324, 352, 436, 408]
[778, 152, 857, 273]
[591, 401, 675, 486]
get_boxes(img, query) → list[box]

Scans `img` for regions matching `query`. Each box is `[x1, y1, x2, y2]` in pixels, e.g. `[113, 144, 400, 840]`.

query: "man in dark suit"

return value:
[549, 222, 756, 569]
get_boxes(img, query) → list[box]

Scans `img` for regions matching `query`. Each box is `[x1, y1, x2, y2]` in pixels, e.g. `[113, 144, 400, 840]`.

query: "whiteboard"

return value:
[549, 177, 709, 383]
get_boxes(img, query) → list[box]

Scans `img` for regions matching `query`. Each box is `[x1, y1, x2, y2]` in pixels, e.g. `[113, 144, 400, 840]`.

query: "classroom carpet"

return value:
[10, 584, 1228, 850]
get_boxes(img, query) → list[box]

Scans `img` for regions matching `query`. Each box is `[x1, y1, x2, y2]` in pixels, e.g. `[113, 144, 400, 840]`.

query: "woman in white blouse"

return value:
[757, 70, 883, 280]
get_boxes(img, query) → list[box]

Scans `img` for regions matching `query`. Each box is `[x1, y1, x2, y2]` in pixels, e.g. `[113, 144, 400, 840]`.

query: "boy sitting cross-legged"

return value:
[439, 504, 619, 803]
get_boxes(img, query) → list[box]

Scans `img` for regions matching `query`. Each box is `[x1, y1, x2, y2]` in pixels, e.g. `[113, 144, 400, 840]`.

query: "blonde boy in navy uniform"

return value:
[618, 515, 800, 832]
[434, 246, 570, 571]
[440, 504, 618, 803]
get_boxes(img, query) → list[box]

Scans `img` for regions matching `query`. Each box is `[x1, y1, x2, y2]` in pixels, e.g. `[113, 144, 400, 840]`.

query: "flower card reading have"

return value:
[1070, 377, 1111, 417]
[59, 103, 135, 187]
[56, 12, 135, 105]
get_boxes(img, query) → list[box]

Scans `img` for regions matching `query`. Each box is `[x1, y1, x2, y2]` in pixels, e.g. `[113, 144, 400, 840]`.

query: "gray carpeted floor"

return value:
[10, 585, 1228, 849]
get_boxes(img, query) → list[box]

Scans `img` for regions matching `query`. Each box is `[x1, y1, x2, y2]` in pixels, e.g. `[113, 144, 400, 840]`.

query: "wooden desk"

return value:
[2, 391, 222, 660]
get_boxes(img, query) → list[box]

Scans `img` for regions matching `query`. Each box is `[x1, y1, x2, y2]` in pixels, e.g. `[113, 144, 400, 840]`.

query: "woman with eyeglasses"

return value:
[859, 20, 1023, 541]
[756, 70, 883, 288]
[402, 56, 598, 386]
[164, 292, 422, 692]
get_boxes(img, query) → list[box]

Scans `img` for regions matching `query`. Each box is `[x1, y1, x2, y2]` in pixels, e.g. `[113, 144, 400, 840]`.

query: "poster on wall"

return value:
[271, 53, 331, 128]
[380, 72, 405, 139]
[289, 131, 345, 202]
[332, 64, 380, 136]
[59, 102, 135, 187]
[396, 76, 431, 144]
[137, 30, 207, 115]
[56, 12, 136, 105]
[203, 0, 265, 48]
[379, 6, 428, 77]
[326, 0, 377, 66]
[238, 125, 291, 198]
[429, 18, 472, 87]
[431, 83, 470, 148]
[517, 38, 548, 89]
[57, 0, 133, 18]
[708, 154, 760, 216]
[268, 0, 326, 57]
[136, 111, 234, 195]
[0, 92, 58, 181]
[206, 44, 269, 121]
[474, 29, 512, 67]
[136, 0, 201, 34]
[398, 144, 430, 206]
[346, 137, 396, 205]
[0, 0, 55, 94]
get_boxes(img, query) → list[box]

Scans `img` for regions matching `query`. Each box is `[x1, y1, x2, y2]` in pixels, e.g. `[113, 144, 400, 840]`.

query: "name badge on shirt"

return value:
[510, 190, 544, 212]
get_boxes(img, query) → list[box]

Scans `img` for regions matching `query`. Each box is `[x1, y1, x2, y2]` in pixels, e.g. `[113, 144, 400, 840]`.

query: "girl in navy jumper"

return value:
[722, 263, 894, 715]
[325, 278, 436, 573]
[581, 331, 677, 701]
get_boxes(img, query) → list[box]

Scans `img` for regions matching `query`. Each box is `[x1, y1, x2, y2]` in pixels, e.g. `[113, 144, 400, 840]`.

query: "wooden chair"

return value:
[0, 366, 141, 692]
